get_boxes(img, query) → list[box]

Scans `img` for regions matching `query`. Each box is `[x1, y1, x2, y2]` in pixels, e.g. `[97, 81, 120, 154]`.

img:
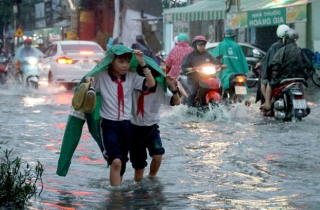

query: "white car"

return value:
[42, 40, 105, 89]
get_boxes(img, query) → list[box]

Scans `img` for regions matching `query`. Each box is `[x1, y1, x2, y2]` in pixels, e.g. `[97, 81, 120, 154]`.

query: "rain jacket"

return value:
[209, 37, 248, 89]
[14, 45, 43, 61]
[56, 45, 166, 176]
[181, 50, 218, 74]
[166, 41, 193, 79]
[268, 40, 313, 86]
[261, 39, 284, 80]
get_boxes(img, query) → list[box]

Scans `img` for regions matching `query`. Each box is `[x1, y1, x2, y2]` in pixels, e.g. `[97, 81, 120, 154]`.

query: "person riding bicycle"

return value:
[262, 29, 313, 113]
[180, 35, 223, 107]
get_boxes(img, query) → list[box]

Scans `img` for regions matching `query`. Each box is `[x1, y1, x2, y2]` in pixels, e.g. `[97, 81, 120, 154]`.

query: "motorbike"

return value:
[222, 73, 248, 106]
[266, 78, 309, 122]
[16, 56, 41, 89]
[177, 63, 222, 112]
[0, 55, 8, 85]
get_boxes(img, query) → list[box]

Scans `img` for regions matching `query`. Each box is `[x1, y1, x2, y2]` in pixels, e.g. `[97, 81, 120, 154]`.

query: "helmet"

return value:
[37, 39, 43, 44]
[276, 24, 290, 38]
[284, 29, 299, 41]
[223, 28, 235, 38]
[173, 36, 178, 44]
[24, 38, 32, 44]
[177, 33, 188, 42]
[192, 35, 207, 45]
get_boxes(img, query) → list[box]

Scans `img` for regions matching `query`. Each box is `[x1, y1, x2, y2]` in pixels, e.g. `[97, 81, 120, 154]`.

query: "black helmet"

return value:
[284, 29, 299, 41]
[223, 28, 235, 38]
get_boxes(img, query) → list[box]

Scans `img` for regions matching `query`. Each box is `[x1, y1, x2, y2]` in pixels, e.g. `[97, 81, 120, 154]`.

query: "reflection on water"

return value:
[1, 85, 320, 209]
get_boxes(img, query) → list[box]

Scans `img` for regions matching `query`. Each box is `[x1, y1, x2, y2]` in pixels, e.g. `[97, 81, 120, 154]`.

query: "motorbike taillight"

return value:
[236, 76, 246, 83]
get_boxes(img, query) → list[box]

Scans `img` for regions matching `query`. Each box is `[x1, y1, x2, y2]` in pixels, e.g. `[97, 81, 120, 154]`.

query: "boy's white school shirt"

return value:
[94, 71, 145, 121]
[131, 83, 172, 126]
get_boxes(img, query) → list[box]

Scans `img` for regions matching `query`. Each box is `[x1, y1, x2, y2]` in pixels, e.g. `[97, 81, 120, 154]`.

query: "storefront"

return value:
[227, 0, 314, 51]
[162, 0, 226, 53]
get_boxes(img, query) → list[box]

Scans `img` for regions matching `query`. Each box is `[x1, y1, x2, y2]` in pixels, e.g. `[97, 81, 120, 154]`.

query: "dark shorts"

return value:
[99, 118, 131, 176]
[130, 124, 165, 170]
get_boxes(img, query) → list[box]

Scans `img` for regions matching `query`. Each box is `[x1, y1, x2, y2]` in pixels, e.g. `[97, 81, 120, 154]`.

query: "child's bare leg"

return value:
[110, 158, 122, 186]
[134, 168, 145, 181]
[149, 155, 162, 177]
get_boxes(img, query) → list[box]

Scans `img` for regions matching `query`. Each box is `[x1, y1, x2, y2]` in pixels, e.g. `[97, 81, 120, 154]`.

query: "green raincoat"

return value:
[56, 45, 166, 176]
[209, 37, 249, 89]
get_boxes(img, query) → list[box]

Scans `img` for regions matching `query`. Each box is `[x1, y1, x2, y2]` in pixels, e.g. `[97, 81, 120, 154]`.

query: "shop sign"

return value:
[248, 8, 286, 27]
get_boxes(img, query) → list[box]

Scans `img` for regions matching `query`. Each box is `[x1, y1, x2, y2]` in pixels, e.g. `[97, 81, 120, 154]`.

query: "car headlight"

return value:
[202, 66, 216, 75]
[28, 58, 38, 65]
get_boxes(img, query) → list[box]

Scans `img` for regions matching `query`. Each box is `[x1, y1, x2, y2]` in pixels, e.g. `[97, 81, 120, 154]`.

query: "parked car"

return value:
[206, 42, 266, 87]
[42, 40, 105, 89]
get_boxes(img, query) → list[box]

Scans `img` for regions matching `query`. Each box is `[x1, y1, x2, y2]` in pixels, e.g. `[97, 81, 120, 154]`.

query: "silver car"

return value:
[42, 40, 105, 89]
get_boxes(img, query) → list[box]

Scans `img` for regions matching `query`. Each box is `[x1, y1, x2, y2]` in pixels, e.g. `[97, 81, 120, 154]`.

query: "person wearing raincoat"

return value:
[209, 28, 248, 90]
[56, 44, 167, 186]
[14, 38, 43, 76]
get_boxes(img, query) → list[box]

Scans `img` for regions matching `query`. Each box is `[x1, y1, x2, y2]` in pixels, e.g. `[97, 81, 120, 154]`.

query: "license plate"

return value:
[235, 86, 247, 95]
[293, 99, 307, 109]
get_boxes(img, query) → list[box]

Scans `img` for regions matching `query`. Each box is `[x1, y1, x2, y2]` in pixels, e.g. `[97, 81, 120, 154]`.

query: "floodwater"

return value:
[1, 82, 320, 210]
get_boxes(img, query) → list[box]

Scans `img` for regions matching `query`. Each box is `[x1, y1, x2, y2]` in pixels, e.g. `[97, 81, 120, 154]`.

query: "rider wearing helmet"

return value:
[262, 29, 313, 112]
[166, 33, 193, 79]
[257, 24, 290, 106]
[14, 38, 43, 75]
[181, 35, 221, 107]
[209, 27, 248, 90]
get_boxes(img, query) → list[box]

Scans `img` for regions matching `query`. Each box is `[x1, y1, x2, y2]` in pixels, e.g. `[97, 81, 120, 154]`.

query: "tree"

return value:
[0, 0, 15, 40]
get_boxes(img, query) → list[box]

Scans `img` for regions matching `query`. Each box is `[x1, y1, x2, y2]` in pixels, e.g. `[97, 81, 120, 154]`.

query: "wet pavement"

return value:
[1, 82, 320, 210]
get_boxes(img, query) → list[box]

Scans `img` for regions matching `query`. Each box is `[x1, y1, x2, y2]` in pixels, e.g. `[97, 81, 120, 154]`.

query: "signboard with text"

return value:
[247, 8, 286, 27]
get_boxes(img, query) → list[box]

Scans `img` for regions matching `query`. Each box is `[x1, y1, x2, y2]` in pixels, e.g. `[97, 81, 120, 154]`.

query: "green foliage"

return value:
[0, 0, 15, 24]
[0, 149, 44, 209]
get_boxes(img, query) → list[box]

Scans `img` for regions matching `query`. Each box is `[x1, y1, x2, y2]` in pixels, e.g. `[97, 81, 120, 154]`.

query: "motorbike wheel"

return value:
[48, 72, 53, 85]
[246, 72, 258, 88]
[0, 73, 5, 85]
[29, 81, 38, 89]
[311, 69, 320, 87]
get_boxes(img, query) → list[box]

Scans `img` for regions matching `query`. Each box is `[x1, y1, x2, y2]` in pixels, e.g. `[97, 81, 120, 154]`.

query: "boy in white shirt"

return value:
[93, 49, 155, 186]
[130, 68, 180, 181]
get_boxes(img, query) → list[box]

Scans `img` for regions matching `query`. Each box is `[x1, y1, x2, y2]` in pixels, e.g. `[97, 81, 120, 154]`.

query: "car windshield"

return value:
[61, 44, 103, 53]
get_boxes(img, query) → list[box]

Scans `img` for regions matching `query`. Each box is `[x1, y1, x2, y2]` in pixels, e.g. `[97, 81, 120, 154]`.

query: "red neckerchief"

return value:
[136, 91, 152, 119]
[109, 71, 126, 120]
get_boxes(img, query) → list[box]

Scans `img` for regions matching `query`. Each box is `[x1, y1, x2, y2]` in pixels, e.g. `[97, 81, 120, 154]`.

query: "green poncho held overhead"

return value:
[56, 44, 166, 176]
[208, 37, 249, 89]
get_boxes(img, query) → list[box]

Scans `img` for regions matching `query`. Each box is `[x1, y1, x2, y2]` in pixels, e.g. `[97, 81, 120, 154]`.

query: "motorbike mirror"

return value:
[253, 49, 262, 58]
[157, 50, 166, 56]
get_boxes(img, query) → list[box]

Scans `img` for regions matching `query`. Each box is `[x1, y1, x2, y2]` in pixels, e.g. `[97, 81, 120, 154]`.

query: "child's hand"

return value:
[165, 75, 176, 89]
[133, 50, 145, 66]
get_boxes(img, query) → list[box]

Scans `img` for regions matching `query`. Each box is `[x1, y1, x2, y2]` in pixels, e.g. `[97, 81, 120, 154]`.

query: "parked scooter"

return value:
[177, 63, 223, 111]
[266, 78, 309, 122]
[16, 56, 41, 89]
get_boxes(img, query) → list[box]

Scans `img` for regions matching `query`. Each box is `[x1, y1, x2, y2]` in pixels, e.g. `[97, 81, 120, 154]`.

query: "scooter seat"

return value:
[280, 78, 306, 84]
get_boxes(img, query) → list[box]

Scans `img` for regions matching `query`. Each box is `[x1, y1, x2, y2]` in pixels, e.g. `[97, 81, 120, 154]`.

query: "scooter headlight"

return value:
[202, 66, 216, 75]
[27, 58, 38, 65]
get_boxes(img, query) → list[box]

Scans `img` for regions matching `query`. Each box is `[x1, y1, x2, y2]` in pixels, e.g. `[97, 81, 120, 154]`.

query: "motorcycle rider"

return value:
[36, 38, 46, 53]
[256, 24, 290, 106]
[209, 28, 248, 91]
[166, 33, 193, 79]
[181, 35, 224, 107]
[131, 34, 159, 64]
[14, 38, 43, 76]
[262, 29, 313, 113]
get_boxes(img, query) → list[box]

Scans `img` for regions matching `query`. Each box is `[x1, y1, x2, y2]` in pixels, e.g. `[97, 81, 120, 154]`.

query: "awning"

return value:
[239, 0, 315, 11]
[163, 0, 226, 22]
[228, 0, 314, 28]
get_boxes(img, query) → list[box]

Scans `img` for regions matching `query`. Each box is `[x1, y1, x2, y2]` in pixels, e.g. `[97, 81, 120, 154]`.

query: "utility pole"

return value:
[14, 0, 22, 50]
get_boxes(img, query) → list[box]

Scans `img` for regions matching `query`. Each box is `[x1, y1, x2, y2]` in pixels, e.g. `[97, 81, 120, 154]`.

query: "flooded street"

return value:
[1, 82, 320, 210]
